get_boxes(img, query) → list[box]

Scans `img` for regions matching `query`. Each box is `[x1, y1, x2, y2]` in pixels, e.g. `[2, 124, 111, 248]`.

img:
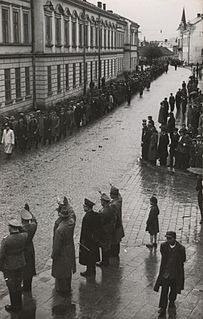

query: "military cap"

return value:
[84, 198, 95, 208]
[142, 119, 147, 123]
[21, 209, 32, 220]
[165, 231, 176, 239]
[148, 116, 153, 120]
[110, 185, 119, 195]
[8, 219, 21, 228]
[100, 193, 111, 202]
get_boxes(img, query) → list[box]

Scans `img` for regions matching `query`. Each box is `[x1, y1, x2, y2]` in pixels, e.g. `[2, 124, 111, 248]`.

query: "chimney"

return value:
[103, 3, 106, 10]
[97, 2, 102, 9]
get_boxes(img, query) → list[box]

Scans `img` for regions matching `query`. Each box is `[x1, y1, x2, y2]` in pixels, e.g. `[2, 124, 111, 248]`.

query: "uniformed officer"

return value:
[96, 193, 116, 267]
[20, 204, 37, 292]
[79, 198, 101, 277]
[110, 186, 125, 258]
[0, 219, 27, 313]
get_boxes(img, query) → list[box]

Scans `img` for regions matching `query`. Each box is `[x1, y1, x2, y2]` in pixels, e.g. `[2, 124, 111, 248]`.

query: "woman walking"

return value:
[146, 196, 159, 248]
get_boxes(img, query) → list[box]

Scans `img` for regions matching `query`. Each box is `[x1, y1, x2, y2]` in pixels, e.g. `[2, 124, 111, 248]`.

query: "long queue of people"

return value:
[0, 61, 168, 159]
[141, 74, 203, 170]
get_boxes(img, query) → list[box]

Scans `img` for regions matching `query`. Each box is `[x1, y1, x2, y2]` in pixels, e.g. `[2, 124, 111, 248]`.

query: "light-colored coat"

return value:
[1, 128, 15, 154]
[51, 210, 76, 279]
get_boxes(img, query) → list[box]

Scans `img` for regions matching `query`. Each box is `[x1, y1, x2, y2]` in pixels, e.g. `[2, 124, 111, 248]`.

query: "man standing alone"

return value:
[154, 231, 186, 318]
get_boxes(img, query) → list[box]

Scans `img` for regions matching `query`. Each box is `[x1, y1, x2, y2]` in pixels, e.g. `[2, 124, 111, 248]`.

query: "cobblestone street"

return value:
[0, 67, 202, 318]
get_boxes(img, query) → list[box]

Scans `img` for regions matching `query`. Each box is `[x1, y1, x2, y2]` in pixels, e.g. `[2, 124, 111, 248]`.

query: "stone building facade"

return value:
[0, 0, 139, 114]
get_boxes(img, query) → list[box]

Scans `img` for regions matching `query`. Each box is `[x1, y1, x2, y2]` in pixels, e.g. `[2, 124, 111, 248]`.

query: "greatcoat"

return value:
[154, 241, 186, 294]
[110, 195, 125, 244]
[51, 209, 76, 279]
[79, 210, 101, 266]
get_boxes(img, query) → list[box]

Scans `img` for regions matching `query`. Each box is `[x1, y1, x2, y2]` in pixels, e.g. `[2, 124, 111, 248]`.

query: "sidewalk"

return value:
[0, 162, 203, 318]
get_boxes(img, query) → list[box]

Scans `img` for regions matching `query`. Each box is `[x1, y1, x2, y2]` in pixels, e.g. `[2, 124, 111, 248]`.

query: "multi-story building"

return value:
[178, 9, 203, 64]
[0, 0, 139, 114]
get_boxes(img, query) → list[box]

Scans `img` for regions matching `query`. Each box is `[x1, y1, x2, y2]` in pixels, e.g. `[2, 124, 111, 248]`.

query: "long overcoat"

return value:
[99, 205, 116, 251]
[51, 210, 76, 279]
[154, 241, 186, 294]
[148, 131, 158, 161]
[110, 195, 125, 244]
[21, 217, 37, 280]
[79, 210, 101, 266]
[146, 204, 159, 235]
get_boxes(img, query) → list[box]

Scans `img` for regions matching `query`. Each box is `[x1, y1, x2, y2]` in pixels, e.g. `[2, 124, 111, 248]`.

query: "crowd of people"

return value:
[0, 61, 168, 159]
[141, 73, 203, 170]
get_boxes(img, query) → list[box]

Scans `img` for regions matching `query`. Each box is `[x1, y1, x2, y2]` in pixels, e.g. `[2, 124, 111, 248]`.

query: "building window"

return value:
[79, 63, 82, 85]
[111, 59, 113, 77]
[90, 25, 94, 48]
[108, 29, 110, 48]
[95, 27, 98, 48]
[73, 63, 76, 88]
[25, 67, 30, 96]
[90, 61, 93, 81]
[13, 10, 20, 43]
[79, 23, 83, 47]
[103, 60, 106, 78]
[111, 30, 114, 49]
[23, 12, 29, 44]
[4, 69, 11, 103]
[55, 17, 61, 46]
[107, 60, 109, 78]
[85, 24, 88, 48]
[2, 7, 10, 43]
[104, 29, 106, 49]
[100, 28, 102, 48]
[57, 65, 61, 93]
[95, 60, 98, 79]
[85, 62, 88, 82]
[72, 20, 77, 47]
[45, 15, 52, 45]
[64, 20, 69, 46]
[65, 64, 69, 90]
[15, 68, 21, 99]
[47, 66, 52, 95]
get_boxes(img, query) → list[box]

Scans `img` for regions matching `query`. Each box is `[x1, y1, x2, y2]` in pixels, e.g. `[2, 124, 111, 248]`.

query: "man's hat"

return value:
[142, 119, 147, 123]
[8, 219, 21, 228]
[100, 193, 111, 202]
[150, 196, 157, 204]
[84, 198, 95, 208]
[21, 209, 32, 220]
[165, 231, 176, 239]
[110, 185, 119, 195]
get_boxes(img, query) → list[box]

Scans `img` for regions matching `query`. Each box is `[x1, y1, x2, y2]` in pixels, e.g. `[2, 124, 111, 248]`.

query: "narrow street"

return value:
[0, 66, 196, 297]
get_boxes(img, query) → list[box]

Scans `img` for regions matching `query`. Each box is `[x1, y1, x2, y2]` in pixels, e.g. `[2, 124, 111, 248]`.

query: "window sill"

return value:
[5, 100, 14, 105]
[46, 44, 54, 48]
[16, 97, 23, 102]
[25, 95, 32, 100]
[0, 43, 31, 47]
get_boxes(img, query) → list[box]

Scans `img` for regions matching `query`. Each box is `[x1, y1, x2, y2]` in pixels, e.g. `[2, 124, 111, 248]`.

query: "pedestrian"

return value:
[1, 123, 15, 159]
[196, 175, 203, 224]
[110, 185, 125, 257]
[158, 102, 167, 126]
[141, 120, 150, 161]
[79, 198, 101, 277]
[167, 112, 175, 141]
[20, 204, 37, 292]
[96, 193, 116, 267]
[16, 118, 28, 153]
[169, 93, 175, 112]
[176, 128, 190, 170]
[0, 219, 27, 313]
[154, 231, 186, 318]
[175, 89, 182, 114]
[148, 126, 158, 166]
[157, 127, 169, 166]
[146, 196, 159, 249]
[169, 128, 180, 167]
[51, 197, 76, 296]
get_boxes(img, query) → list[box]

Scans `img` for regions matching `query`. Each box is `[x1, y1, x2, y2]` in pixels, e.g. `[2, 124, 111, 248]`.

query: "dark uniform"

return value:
[0, 219, 27, 312]
[79, 199, 101, 276]
[20, 207, 37, 291]
[97, 193, 116, 267]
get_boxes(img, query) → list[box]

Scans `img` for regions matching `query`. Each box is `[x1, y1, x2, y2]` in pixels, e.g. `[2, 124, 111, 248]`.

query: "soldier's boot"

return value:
[5, 291, 22, 312]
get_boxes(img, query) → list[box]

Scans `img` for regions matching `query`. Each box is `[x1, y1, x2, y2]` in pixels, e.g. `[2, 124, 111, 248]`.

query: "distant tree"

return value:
[143, 46, 163, 64]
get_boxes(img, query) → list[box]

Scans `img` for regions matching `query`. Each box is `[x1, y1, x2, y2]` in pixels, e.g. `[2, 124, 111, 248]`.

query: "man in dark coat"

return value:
[169, 128, 179, 167]
[167, 112, 175, 141]
[169, 93, 175, 112]
[157, 127, 169, 166]
[141, 120, 150, 161]
[110, 186, 125, 257]
[196, 175, 203, 224]
[51, 197, 76, 296]
[96, 193, 116, 267]
[20, 204, 37, 292]
[175, 89, 182, 113]
[79, 198, 101, 277]
[0, 219, 27, 313]
[154, 231, 186, 318]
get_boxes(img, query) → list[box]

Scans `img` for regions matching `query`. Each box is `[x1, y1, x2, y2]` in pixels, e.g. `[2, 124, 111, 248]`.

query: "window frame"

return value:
[15, 67, 21, 100]
[4, 69, 12, 104]
[23, 11, 30, 44]
[13, 8, 20, 44]
[2, 6, 10, 44]
[25, 67, 30, 96]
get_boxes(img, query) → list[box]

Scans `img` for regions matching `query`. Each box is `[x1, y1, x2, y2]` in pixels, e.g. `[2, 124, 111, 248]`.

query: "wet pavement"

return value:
[0, 66, 203, 318]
